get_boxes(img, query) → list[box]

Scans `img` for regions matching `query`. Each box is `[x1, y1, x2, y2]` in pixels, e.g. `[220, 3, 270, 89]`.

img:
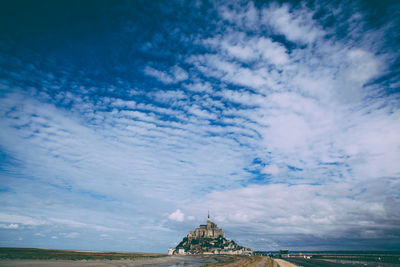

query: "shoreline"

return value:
[0, 255, 221, 267]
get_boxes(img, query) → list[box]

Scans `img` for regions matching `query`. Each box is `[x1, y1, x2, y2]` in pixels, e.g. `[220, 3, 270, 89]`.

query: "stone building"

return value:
[187, 214, 225, 240]
[170, 213, 253, 255]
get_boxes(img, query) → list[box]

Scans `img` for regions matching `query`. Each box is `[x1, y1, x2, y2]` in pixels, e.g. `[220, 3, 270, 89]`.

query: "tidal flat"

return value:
[0, 256, 220, 267]
[0, 248, 229, 266]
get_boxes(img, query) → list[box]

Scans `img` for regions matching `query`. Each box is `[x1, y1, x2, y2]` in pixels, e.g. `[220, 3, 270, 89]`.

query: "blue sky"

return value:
[0, 0, 399, 252]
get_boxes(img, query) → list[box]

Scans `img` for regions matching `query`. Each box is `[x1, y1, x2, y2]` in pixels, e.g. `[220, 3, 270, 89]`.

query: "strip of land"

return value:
[2, 248, 400, 267]
[0, 248, 275, 267]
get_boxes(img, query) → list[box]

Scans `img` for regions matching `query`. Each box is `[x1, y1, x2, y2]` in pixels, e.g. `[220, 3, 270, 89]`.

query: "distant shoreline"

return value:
[0, 247, 165, 260]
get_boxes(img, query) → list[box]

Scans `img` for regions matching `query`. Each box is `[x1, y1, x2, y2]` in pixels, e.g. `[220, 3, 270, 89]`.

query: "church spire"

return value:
[208, 210, 210, 220]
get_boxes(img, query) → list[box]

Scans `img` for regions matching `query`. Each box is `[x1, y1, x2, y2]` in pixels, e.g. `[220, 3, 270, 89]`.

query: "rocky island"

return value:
[169, 214, 253, 255]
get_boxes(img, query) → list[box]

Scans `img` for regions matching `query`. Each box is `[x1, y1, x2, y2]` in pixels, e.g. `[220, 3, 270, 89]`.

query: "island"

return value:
[169, 214, 253, 255]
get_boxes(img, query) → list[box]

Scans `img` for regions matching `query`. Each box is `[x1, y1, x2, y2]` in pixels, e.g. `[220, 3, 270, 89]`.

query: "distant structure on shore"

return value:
[168, 213, 253, 255]
[279, 249, 289, 258]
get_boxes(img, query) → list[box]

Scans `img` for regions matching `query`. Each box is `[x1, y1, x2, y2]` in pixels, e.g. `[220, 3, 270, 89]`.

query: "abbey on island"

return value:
[168, 213, 253, 255]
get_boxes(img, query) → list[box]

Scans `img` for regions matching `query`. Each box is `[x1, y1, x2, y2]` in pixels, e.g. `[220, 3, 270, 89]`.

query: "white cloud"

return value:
[171, 65, 189, 82]
[151, 90, 187, 103]
[219, 2, 259, 29]
[262, 165, 280, 176]
[100, 233, 111, 239]
[335, 49, 381, 102]
[111, 98, 136, 109]
[0, 223, 19, 229]
[187, 54, 275, 90]
[219, 2, 323, 44]
[346, 49, 379, 84]
[206, 34, 288, 65]
[187, 177, 400, 249]
[168, 209, 185, 222]
[187, 105, 217, 120]
[261, 4, 323, 44]
[183, 81, 213, 93]
[62, 232, 79, 238]
[144, 65, 188, 84]
[34, 232, 45, 237]
[144, 66, 174, 84]
[0, 213, 46, 226]
[49, 218, 120, 232]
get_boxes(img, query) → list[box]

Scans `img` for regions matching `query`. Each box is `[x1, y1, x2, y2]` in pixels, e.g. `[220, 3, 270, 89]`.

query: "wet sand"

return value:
[0, 255, 219, 267]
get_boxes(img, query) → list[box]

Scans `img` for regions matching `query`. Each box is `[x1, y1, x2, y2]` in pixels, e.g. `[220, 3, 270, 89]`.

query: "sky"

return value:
[0, 0, 399, 253]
